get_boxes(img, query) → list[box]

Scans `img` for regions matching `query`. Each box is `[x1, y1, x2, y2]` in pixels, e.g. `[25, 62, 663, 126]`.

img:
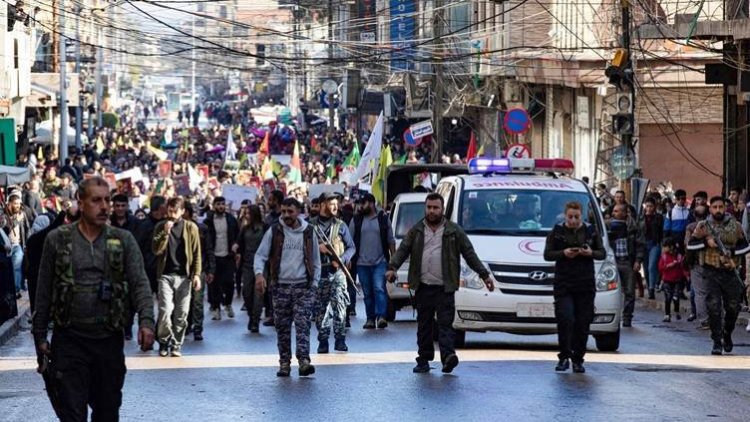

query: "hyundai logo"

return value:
[528, 271, 549, 281]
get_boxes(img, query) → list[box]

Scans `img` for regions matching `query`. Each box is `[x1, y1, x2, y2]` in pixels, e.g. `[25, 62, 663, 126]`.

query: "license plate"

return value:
[516, 303, 555, 318]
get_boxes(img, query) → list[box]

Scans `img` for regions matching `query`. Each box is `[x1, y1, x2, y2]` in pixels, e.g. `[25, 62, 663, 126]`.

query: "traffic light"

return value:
[612, 92, 634, 135]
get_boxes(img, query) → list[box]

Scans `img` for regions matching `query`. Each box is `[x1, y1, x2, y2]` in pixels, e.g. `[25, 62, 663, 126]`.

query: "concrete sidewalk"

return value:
[0, 292, 30, 347]
[636, 295, 750, 326]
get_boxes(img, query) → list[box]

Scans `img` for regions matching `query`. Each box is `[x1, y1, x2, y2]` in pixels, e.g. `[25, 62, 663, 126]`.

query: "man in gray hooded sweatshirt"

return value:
[255, 198, 321, 377]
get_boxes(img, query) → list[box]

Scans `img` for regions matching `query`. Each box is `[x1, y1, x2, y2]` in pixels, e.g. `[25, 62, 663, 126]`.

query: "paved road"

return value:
[1, 297, 749, 422]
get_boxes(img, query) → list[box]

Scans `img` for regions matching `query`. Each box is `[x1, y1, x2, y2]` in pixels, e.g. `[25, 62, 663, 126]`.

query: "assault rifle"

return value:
[312, 224, 363, 295]
[702, 220, 747, 291]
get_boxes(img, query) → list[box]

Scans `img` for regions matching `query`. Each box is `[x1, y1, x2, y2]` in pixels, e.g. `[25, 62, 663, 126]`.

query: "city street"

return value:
[1, 299, 749, 422]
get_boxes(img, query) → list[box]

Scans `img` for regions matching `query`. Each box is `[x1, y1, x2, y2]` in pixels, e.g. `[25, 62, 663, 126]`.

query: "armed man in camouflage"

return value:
[310, 192, 356, 354]
[32, 176, 155, 420]
[254, 198, 321, 377]
[689, 196, 750, 355]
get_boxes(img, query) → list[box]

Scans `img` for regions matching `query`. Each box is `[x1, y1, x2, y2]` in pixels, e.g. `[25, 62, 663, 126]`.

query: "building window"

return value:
[14, 39, 19, 69]
[219, 5, 227, 18]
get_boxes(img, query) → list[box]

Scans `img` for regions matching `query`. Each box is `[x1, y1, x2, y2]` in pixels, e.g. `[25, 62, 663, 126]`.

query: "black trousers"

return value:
[703, 266, 744, 343]
[415, 284, 455, 364]
[554, 290, 595, 364]
[50, 330, 126, 422]
[210, 256, 235, 309]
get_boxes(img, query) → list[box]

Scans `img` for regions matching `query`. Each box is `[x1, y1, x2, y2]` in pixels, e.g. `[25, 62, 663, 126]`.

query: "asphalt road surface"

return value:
[1, 298, 749, 422]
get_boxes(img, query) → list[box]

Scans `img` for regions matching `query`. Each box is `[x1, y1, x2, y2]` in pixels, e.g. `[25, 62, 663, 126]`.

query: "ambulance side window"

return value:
[445, 186, 456, 218]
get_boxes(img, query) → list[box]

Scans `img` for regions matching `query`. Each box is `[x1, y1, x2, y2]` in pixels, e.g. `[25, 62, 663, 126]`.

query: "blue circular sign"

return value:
[403, 128, 421, 147]
[503, 108, 532, 135]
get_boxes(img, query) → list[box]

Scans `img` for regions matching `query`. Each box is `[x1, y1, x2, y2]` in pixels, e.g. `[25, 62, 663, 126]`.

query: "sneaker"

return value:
[298, 359, 316, 376]
[159, 344, 170, 357]
[413, 362, 430, 373]
[698, 319, 710, 330]
[622, 319, 632, 328]
[277, 362, 291, 377]
[711, 342, 723, 355]
[746, 320, 750, 333]
[317, 340, 329, 354]
[687, 314, 696, 322]
[648, 289, 655, 300]
[442, 354, 459, 373]
[250, 325, 259, 333]
[572, 362, 586, 373]
[376, 317, 388, 329]
[225, 305, 235, 319]
[675, 313, 682, 321]
[241, 304, 247, 311]
[723, 333, 734, 353]
[211, 308, 221, 321]
[194, 332, 203, 341]
[363, 319, 376, 329]
[662, 315, 671, 323]
[555, 358, 570, 372]
[171, 346, 182, 357]
[348, 309, 357, 317]
[334, 339, 348, 352]
[262, 317, 274, 327]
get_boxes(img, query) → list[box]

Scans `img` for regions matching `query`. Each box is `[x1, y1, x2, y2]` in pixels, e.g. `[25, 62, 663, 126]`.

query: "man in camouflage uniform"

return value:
[254, 198, 321, 377]
[310, 192, 356, 353]
[689, 196, 750, 355]
[32, 177, 155, 420]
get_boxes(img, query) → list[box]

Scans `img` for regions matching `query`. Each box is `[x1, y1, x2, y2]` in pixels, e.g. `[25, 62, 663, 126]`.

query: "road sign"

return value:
[322, 79, 338, 95]
[611, 144, 636, 180]
[506, 143, 531, 159]
[503, 108, 531, 135]
[403, 128, 422, 147]
[409, 119, 433, 139]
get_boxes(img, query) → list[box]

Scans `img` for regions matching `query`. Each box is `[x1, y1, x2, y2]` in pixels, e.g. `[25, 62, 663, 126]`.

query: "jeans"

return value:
[554, 290, 595, 364]
[357, 262, 388, 320]
[157, 274, 192, 347]
[10, 244, 23, 292]
[662, 281, 683, 315]
[689, 267, 706, 319]
[616, 260, 635, 321]
[643, 242, 661, 291]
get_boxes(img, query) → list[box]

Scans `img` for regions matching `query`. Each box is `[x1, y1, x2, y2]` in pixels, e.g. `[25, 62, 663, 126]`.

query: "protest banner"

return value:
[223, 184, 259, 211]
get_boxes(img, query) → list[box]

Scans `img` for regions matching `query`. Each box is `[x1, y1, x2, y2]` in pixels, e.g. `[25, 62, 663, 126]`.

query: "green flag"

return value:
[342, 143, 360, 170]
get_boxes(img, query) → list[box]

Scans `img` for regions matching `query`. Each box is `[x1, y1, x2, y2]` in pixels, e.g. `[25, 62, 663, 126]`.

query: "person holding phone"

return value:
[544, 201, 606, 374]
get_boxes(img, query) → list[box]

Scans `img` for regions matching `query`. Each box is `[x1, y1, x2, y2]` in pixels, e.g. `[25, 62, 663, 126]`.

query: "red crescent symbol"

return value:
[518, 240, 543, 255]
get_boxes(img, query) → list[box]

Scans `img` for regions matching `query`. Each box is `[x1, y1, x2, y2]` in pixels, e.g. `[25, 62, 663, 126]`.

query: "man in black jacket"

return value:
[135, 195, 167, 293]
[110, 194, 140, 234]
[205, 196, 239, 320]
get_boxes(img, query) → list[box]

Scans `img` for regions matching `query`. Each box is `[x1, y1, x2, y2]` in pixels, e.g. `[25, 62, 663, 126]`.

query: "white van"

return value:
[437, 158, 622, 351]
[386, 193, 428, 320]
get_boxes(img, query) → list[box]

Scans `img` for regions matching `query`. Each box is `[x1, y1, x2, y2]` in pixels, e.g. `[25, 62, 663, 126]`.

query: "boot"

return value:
[225, 305, 235, 319]
[442, 354, 459, 373]
[572, 362, 586, 373]
[636, 280, 644, 298]
[317, 340, 329, 354]
[648, 289, 656, 300]
[334, 338, 348, 352]
[277, 362, 291, 377]
[711, 341, 723, 355]
[555, 358, 570, 372]
[298, 359, 316, 376]
[723, 332, 734, 353]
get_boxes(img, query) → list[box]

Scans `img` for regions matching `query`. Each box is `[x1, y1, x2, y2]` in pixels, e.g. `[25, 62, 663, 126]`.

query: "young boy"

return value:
[658, 239, 685, 322]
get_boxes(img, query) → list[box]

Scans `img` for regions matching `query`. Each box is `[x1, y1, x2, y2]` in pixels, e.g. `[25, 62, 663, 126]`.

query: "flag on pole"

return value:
[148, 144, 168, 161]
[37, 146, 44, 161]
[326, 162, 337, 180]
[258, 131, 270, 162]
[225, 130, 237, 161]
[466, 131, 477, 160]
[311, 134, 320, 153]
[288, 140, 302, 183]
[354, 111, 384, 182]
[261, 156, 274, 179]
[188, 164, 202, 190]
[372, 145, 393, 206]
[342, 142, 360, 170]
[95, 137, 105, 154]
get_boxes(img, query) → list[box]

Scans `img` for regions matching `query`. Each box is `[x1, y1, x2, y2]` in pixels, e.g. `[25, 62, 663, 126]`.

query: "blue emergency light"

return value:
[468, 158, 575, 175]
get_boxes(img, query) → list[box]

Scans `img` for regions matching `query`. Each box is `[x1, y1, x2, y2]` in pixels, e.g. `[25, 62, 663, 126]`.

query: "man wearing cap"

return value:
[310, 192, 356, 353]
[350, 193, 396, 329]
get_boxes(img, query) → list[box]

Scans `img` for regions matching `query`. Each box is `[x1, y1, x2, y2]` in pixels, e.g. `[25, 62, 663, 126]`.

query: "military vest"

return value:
[50, 224, 128, 331]
[703, 218, 742, 268]
[311, 217, 345, 257]
[268, 223, 315, 286]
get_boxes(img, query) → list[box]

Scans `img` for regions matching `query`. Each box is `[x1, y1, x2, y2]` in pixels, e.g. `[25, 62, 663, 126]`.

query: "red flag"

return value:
[311, 134, 320, 153]
[466, 131, 478, 160]
[258, 131, 270, 162]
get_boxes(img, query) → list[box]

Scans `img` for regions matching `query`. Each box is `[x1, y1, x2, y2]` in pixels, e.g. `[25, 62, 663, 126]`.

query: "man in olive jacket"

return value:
[386, 193, 493, 374]
[153, 197, 202, 357]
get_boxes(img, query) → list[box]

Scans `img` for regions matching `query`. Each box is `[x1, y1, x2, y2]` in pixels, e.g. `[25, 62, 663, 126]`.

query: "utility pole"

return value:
[95, 14, 103, 131]
[622, 0, 635, 156]
[191, 16, 196, 124]
[74, 8, 82, 151]
[432, 0, 445, 163]
[327, 0, 335, 138]
[59, 0, 68, 162]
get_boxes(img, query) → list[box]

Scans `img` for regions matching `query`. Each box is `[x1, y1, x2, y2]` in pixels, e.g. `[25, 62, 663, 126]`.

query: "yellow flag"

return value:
[117, 136, 124, 147]
[95, 137, 105, 154]
[148, 144, 168, 161]
[372, 145, 392, 206]
[37, 146, 44, 161]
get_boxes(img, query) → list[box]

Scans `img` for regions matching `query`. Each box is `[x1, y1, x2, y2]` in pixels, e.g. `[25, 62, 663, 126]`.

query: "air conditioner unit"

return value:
[502, 79, 522, 103]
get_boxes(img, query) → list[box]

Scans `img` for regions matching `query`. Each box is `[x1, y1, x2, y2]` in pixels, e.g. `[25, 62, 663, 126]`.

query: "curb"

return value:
[636, 296, 750, 326]
[0, 296, 30, 347]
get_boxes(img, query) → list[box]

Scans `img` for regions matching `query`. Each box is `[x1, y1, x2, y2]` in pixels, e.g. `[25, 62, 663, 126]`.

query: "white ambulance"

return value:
[437, 158, 622, 351]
